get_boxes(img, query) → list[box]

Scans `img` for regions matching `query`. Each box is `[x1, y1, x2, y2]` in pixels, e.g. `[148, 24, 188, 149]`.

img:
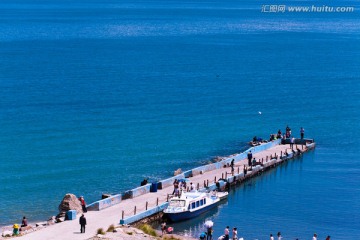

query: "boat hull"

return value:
[165, 201, 218, 222]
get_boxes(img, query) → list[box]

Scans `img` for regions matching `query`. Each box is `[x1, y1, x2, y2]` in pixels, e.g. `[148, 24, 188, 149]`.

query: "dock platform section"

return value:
[17, 139, 315, 240]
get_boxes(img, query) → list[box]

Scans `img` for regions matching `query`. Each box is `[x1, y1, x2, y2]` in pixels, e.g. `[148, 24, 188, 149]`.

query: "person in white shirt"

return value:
[277, 232, 282, 240]
[232, 227, 237, 240]
[270, 233, 274, 240]
[312, 233, 317, 240]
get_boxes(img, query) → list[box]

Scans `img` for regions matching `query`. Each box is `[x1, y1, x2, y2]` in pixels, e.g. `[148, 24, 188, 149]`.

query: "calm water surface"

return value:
[0, 0, 359, 239]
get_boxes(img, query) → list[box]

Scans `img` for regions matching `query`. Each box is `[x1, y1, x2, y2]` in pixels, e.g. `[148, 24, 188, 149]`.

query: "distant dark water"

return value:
[0, 0, 359, 239]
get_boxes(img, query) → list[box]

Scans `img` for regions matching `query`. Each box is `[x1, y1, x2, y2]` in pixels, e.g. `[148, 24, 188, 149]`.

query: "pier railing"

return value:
[120, 196, 168, 219]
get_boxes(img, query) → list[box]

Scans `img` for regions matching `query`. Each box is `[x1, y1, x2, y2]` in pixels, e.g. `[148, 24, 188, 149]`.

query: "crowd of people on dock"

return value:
[251, 125, 306, 147]
[172, 178, 198, 196]
[196, 224, 331, 240]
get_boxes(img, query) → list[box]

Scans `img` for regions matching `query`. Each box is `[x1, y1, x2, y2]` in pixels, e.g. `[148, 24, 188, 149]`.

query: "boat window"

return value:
[169, 200, 185, 207]
[192, 202, 195, 209]
[204, 199, 206, 204]
[196, 201, 199, 207]
[200, 199, 203, 206]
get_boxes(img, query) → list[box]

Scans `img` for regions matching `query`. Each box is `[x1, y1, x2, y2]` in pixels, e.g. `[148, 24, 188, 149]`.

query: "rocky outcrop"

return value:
[58, 193, 82, 215]
[174, 168, 182, 176]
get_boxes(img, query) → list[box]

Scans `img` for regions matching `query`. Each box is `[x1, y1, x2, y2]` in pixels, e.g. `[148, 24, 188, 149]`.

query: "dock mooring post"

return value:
[222, 173, 224, 179]
[225, 172, 228, 178]
[197, 183, 200, 190]
[156, 198, 159, 206]
[134, 206, 136, 215]
[281, 151, 282, 157]
[204, 180, 206, 188]
[238, 167, 240, 174]
[122, 210, 124, 220]
[146, 201, 148, 210]
[207, 179, 209, 187]
[214, 176, 217, 182]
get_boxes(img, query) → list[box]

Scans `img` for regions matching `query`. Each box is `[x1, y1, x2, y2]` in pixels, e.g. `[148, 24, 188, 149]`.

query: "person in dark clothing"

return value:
[173, 179, 179, 195]
[141, 178, 148, 186]
[247, 151, 252, 167]
[286, 125, 291, 138]
[79, 214, 86, 233]
[300, 127, 305, 139]
[224, 226, 230, 240]
[21, 216, 28, 227]
[230, 159, 235, 175]
[207, 227, 213, 240]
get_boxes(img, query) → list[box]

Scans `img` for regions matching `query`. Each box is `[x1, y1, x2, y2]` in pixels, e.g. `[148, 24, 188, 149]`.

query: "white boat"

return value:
[164, 190, 228, 222]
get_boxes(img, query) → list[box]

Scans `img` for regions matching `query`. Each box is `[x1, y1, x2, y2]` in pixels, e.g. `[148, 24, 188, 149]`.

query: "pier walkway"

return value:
[17, 140, 315, 240]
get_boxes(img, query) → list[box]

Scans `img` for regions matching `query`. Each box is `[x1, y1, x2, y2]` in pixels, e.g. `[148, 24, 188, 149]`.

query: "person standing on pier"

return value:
[286, 125, 291, 138]
[270, 234, 274, 240]
[300, 127, 305, 139]
[247, 151, 252, 167]
[290, 137, 295, 150]
[79, 196, 87, 213]
[312, 233, 317, 240]
[79, 214, 86, 233]
[277, 232, 282, 240]
[173, 179, 179, 195]
[230, 159, 235, 175]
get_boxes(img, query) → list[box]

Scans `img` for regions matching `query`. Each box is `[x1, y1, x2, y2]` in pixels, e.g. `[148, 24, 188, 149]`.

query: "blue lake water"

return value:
[0, 0, 359, 239]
